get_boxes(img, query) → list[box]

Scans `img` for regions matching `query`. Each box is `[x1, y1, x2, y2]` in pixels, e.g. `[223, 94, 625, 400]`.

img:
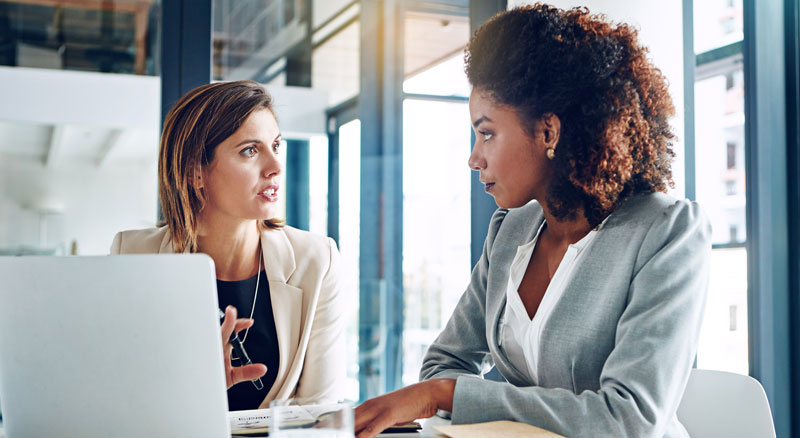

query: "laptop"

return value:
[0, 254, 230, 437]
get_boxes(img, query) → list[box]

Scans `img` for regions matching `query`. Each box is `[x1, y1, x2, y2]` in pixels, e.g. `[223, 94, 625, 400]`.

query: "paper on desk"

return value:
[435, 420, 565, 438]
[228, 406, 315, 433]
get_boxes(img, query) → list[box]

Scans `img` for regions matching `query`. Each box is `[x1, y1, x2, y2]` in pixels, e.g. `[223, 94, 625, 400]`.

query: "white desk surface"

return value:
[0, 415, 450, 437]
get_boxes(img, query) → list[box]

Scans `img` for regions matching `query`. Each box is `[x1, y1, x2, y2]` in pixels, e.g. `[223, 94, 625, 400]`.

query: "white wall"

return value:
[0, 67, 160, 255]
[0, 66, 329, 136]
[0, 157, 158, 255]
[508, 0, 686, 197]
[0, 66, 160, 129]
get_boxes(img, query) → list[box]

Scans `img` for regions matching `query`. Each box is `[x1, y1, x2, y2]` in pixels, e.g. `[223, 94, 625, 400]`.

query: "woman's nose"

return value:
[262, 154, 282, 178]
[468, 147, 485, 171]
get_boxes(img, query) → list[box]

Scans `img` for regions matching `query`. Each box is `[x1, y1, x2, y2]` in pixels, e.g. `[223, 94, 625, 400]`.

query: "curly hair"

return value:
[466, 3, 676, 226]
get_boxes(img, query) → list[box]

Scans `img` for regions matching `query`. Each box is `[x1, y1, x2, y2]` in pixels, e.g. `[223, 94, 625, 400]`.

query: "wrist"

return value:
[431, 378, 456, 412]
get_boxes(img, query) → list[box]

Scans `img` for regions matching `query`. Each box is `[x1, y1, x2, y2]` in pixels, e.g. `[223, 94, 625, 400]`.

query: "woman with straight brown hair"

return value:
[110, 80, 345, 410]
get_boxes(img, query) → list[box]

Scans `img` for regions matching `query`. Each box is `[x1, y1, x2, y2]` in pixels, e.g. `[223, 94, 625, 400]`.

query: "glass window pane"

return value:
[696, 247, 749, 375]
[213, 0, 307, 81]
[403, 11, 469, 97]
[402, 99, 471, 386]
[312, 20, 359, 106]
[312, 0, 353, 29]
[695, 62, 748, 375]
[695, 70, 746, 245]
[308, 135, 329, 236]
[338, 119, 361, 401]
[694, 0, 743, 53]
[0, 1, 160, 75]
[273, 138, 289, 220]
[403, 53, 469, 97]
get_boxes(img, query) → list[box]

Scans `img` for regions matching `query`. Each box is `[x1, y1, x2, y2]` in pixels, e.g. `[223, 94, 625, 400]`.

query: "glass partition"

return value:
[694, 0, 743, 54]
[337, 118, 361, 401]
[400, 7, 471, 388]
[311, 19, 359, 106]
[401, 98, 470, 386]
[0, 0, 159, 75]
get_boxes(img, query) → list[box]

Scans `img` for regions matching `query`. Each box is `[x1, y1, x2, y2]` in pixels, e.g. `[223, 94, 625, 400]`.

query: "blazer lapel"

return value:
[259, 228, 304, 403]
[489, 207, 544, 386]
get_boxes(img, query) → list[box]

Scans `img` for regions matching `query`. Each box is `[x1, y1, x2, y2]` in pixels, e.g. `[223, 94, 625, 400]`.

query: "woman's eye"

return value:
[241, 146, 257, 157]
[481, 132, 493, 141]
[272, 141, 281, 152]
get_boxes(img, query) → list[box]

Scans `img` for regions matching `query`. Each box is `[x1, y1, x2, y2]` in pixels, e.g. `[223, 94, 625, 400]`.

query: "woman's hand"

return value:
[354, 378, 456, 438]
[220, 305, 267, 389]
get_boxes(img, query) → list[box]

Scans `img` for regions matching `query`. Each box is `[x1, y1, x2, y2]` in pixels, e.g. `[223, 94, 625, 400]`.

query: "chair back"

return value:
[677, 369, 776, 438]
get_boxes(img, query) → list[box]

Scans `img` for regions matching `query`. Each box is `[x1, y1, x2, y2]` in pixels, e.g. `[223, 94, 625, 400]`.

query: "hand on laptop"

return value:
[220, 306, 268, 389]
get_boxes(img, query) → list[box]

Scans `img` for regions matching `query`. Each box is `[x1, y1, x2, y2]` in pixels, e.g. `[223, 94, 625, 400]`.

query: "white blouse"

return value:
[499, 218, 607, 384]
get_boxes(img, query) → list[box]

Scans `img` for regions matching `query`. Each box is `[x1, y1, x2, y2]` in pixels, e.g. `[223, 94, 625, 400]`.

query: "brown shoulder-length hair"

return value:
[466, 4, 676, 226]
[159, 80, 283, 253]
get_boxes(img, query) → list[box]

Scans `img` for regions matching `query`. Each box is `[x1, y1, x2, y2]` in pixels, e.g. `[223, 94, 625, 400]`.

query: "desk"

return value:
[0, 416, 451, 437]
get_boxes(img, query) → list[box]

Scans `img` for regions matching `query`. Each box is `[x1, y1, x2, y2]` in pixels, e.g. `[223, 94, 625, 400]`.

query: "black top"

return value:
[217, 269, 279, 411]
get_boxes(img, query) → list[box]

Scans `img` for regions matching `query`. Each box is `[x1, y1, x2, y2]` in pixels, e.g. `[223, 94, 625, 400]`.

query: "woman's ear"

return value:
[192, 166, 204, 189]
[541, 113, 561, 149]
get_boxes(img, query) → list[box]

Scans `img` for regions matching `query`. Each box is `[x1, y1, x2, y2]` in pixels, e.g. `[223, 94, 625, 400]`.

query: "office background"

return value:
[0, 0, 797, 436]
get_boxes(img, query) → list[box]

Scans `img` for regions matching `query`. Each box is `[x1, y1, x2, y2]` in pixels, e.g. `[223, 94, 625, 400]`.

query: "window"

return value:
[402, 98, 470, 386]
[311, 19, 359, 106]
[336, 119, 361, 401]
[400, 8, 471, 388]
[726, 141, 736, 169]
[693, 0, 748, 375]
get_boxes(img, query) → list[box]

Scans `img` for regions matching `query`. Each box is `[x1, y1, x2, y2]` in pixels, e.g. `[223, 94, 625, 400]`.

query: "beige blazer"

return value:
[110, 225, 346, 407]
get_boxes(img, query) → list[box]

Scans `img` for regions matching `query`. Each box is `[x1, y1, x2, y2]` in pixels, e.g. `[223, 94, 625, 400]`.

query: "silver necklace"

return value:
[240, 243, 261, 344]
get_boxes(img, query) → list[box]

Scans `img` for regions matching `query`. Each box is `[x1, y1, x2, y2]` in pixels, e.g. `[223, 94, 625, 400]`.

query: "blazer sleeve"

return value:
[446, 201, 712, 438]
[420, 208, 508, 381]
[294, 237, 347, 403]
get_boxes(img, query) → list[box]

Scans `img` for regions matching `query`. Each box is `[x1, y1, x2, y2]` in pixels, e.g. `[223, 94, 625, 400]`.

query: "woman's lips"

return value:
[484, 182, 495, 193]
[258, 186, 279, 201]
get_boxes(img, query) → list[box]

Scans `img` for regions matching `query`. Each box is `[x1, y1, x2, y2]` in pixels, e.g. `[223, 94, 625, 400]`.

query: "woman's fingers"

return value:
[221, 306, 237, 342]
[354, 381, 449, 438]
[354, 403, 374, 431]
[355, 412, 398, 438]
[230, 363, 267, 386]
[221, 306, 262, 388]
[354, 393, 412, 438]
[224, 344, 234, 387]
[233, 318, 254, 333]
[222, 306, 254, 341]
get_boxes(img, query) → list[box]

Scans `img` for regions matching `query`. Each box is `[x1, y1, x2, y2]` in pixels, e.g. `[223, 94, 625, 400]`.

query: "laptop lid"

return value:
[0, 254, 230, 438]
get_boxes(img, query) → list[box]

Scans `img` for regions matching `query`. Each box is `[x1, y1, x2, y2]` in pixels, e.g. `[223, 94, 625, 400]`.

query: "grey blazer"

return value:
[420, 192, 711, 438]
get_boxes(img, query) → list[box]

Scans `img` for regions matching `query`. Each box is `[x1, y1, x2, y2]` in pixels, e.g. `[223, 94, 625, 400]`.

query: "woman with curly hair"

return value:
[355, 4, 710, 438]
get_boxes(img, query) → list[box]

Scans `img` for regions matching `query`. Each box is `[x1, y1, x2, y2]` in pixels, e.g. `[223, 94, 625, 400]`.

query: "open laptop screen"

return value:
[0, 254, 230, 438]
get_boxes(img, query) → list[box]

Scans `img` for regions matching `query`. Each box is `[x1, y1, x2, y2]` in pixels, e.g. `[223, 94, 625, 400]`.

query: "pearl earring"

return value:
[546, 148, 555, 160]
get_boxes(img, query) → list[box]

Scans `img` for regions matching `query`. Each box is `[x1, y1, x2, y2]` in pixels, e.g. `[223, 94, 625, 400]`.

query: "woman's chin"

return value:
[494, 197, 533, 210]
[256, 208, 279, 221]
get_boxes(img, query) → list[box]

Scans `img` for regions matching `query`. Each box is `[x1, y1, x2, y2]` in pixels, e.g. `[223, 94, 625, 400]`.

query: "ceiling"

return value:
[0, 120, 158, 167]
